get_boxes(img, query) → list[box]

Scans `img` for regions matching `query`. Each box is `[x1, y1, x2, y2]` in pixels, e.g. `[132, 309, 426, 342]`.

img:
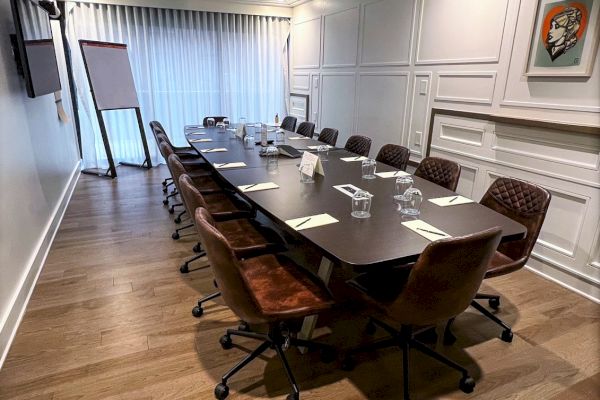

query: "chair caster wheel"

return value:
[163, 199, 169, 205]
[459, 376, 475, 393]
[238, 321, 250, 332]
[193, 243, 202, 253]
[341, 356, 355, 371]
[286, 393, 299, 400]
[365, 320, 376, 335]
[168, 207, 175, 214]
[172, 232, 180, 240]
[174, 217, 181, 224]
[162, 188, 168, 193]
[320, 347, 336, 363]
[220, 335, 233, 350]
[489, 297, 500, 310]
[214, 383, 229, 400]
[180, 264, 189, 273]
[192, 306, 203, 317]
[501, 329, 513, 343]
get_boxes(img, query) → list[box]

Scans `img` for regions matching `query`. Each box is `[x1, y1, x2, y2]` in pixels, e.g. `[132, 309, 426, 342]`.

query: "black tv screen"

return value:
[10, 0, 61, 98]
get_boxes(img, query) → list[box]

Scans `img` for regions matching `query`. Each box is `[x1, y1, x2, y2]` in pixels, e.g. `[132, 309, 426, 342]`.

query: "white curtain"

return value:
[65, 2, 290, 169]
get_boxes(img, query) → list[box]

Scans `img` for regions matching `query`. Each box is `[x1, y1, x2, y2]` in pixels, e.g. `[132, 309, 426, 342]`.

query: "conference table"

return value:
[185, 124, 527, 340]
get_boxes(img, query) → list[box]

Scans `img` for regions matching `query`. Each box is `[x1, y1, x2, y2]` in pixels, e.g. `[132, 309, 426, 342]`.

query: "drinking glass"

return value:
[299, 162, 314, 183]
[400, 188, 423, 216]
[266, 145, 279, 170]
[317, 145, 329, 162]
[207, 118, 215, 127]
[351, 190, 372, 219]
[223, 118, 230, 127]
[394, 176, 413, 202]
[361, 158, 377, 179]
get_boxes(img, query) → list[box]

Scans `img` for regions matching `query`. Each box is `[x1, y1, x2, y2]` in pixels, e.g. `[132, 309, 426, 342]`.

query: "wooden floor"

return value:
[1, 166, 598, 400]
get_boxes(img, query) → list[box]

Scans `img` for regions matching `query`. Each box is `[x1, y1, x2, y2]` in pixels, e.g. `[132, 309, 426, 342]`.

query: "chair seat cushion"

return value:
[204, 192, 243, 214]
[240, 255, 334, 319]
[175, 148, 201, 158]
[216, 219, 270, 250]
[192, 175, 221, 193]
[347, 267, 412, 304]
[485, 251, 522, 279]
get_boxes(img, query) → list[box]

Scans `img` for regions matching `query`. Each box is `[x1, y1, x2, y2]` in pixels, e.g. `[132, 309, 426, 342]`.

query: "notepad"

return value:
[288, 136, 310, 140]
[189, 138, 212, 143]
[341, 156, 368, 162]
[375, 171, 410, 178]
[333, 184, 373, 198]
[200, 148, 228, 153]
[307, 145, 333, 150]
[285, 213, 339, 231]
[213, 162, 246, 169]
[428, 195, 474, 207]
[187, 132, 206, 136]
[186, 126, 203, 130]
[238, 182, 280, 193]
[402, 220, 451, 241]
[226, 128, 237, 132]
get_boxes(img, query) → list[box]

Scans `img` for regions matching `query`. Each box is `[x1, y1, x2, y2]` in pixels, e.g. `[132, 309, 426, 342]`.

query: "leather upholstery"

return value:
[296, 122, 315, 138]
[150, 121, 197, 157]
[194, 208, 333, 324]
[480, 177, 551, 279]
[178, 174, 250, 222]
[414, 157, 461, 191]
[375, 144, 410, 171]
[318, 128, 339, 146]
[158, 141, 207, 171]
[166, 154, 220, 193]
[348, 227, 502, 326]
[202, 116, 228, 127]
[344, 135, 372, 157]
[280, 116, 297, 132]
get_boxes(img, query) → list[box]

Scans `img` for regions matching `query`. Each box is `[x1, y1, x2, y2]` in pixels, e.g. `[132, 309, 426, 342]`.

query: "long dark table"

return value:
[186, 124, 527, 340]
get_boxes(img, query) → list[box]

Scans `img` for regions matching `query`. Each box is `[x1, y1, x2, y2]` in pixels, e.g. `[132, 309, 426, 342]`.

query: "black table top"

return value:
[187, 126, 527, 268]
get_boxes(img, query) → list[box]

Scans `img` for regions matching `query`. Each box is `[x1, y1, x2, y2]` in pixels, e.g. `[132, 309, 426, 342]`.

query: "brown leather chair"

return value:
[179, 178, 284, 317]
[414, 156, 461, 191]
[296, 121, 315, 138]
[445, 177, 551, 343]
[150, 121, 198, 159]
[194, 207, 335, 400]
[203, 116, 228, 126]
[317, 127, 339, 146]
[376, 144, 410, 171]
[343, 227, 502, 399]
[344, 135, 372, 157]
[280, 116, 297, 132]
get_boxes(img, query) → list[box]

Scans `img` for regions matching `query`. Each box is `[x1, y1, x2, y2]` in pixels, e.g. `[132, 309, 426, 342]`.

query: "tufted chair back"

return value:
[345, 135, 372, 157]
[280, 116, 297, 132]
[202, 116, 228, 127]
[317, 128, 339, 146]
[414, 157, 461, 191]
[376, 144, 410, 171]
[296, 121, 316, 138]
[480, 177, 551, 265]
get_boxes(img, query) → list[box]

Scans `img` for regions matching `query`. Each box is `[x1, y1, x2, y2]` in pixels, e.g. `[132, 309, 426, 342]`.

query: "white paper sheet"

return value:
[285, 213, 339, 231]
[333, 184, 373, 198]
[307, 145, 333, 150]
[289, 136, 311, 140]
[401, 220, 451, 241]
[375, 171, 410, 178]
[189, 138, 212, 143]
[213, 162, 247, 169]
[238, 182, 280, 192]
[341, 156, 368, 162]
[428, 195, 474, 207]
[200, 148, 228, 153]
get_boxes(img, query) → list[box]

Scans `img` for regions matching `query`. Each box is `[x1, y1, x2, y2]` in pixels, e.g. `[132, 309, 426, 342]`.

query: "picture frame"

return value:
[524, 0, 600, 77]
[289, 93, 310, 122]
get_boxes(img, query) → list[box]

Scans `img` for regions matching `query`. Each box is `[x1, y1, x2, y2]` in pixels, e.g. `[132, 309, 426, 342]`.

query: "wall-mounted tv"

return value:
[10, 0, 61, 98]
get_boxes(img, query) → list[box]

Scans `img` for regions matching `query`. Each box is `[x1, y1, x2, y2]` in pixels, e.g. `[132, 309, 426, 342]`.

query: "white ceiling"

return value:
[224, 0, 309, 7]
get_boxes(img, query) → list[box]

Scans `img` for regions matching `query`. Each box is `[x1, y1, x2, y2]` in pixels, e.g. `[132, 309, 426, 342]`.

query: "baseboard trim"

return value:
[0, 160, 81, 369]
[525, 264, 600, 304]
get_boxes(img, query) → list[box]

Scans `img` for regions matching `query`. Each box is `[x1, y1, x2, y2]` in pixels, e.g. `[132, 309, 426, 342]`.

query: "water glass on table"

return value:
[361, 158, 377, 179]
[207, 118, 215, 127]
[351, 190, 372, 219]
[400, 188, 423, 216]
[394, 176, 413, 202]
[299, 162, 314, 183]
[266, 145, 279, 171]
[317, 145, 329, 162]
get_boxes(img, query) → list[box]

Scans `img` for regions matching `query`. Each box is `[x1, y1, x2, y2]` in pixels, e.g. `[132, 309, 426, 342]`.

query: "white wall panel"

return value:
[292, 73, 310, 91]
[455, 163, 478, 198]
[293, 17, 321, 69]
[416, 0, 509, 64]
[435, 72, 497, 105]
[310, 73, 320, 129]
[356, 72, 409, 155]
[360, 0, 415, 66]
[322, 7, 359, 67]
[407, 73, 431, 158]
[320, 73, 356, 144]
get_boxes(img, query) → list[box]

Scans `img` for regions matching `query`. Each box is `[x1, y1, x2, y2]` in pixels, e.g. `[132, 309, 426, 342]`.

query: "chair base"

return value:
[179, 252, 207, 273]
[192, 291, 221, 317]
[342, 318, 475, 400]
[214, 324, 335, 400]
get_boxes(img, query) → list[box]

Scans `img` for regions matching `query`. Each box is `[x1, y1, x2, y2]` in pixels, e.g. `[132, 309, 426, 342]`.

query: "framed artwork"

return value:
[525, 0, 600, 77]
[289, 93, 310, 122]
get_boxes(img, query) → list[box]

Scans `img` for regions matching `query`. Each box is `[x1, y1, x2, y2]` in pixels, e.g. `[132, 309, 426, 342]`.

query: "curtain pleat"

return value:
[65, 2, 290, 169]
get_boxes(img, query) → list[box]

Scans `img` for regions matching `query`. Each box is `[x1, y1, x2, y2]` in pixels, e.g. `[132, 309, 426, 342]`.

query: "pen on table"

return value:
[417, 228, 446, 236]
[394, 171, 400, 176]
[448, 196, 458, 203]
[244, 183, 259, 190]
[295, 217, 311, 228]
[355, 156, 361, 160]
[217, 163, 229, 168]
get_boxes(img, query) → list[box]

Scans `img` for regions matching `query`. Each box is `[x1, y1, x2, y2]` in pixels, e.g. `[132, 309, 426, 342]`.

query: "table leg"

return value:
[298, 256, 334, 351]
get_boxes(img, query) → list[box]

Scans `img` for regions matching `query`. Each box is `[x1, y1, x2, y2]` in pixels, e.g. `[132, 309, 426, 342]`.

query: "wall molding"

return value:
[434, 71, 497, 105]
[407, 72, 432, 156]
[292, 72, 310, 91]
[0, 160, 81, 369]
[439, 122, 485, 147]
[293, 16, 322, 69]
[358, 0, 416, 67]
[525, 264, 600, 304]
[500, 99, 600, 114]
[321, 6, 359, 69]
